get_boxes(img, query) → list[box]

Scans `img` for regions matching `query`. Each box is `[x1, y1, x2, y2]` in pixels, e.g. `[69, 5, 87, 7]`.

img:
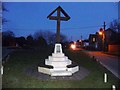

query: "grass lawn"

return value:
[2, 47, 119, 88]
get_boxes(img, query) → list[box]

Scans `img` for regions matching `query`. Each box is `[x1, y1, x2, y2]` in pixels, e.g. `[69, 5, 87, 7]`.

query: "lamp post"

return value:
[99, 28, 105, 51]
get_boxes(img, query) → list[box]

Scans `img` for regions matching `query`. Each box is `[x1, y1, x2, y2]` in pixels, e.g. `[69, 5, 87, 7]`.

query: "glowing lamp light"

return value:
[99, 31, 103, 35]
[79, 40, 82, 42]
[99, 28, 103, 35]
[71, 44, 76, 50]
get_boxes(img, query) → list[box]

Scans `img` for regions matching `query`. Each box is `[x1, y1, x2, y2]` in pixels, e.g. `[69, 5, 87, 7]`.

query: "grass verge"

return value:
[2, 48, 119, 88]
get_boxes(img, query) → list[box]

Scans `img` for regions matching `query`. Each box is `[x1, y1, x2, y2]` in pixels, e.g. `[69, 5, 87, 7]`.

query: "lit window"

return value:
[93, 38, 95, 42]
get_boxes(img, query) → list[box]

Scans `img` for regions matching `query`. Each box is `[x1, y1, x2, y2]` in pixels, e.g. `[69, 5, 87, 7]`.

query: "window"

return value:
[93, 38, 95, 42]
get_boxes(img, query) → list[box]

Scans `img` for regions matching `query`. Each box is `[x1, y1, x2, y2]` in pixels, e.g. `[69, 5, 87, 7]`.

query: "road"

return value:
[82, 50, 120, 79]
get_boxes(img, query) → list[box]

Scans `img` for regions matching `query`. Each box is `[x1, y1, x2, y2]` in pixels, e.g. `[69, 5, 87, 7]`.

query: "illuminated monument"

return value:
[38, 6, 79, 76]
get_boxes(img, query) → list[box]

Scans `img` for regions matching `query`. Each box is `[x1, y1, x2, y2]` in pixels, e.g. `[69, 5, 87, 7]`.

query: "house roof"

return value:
[89, 34, 97, 38]
[105, 28, 116, 33]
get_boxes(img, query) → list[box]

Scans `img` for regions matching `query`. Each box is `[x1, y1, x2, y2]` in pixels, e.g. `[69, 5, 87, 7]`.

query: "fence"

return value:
[108, 45, 120, 55]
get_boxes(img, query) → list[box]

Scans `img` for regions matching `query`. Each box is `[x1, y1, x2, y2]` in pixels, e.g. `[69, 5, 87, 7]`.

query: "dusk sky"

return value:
[3, 2, 118, 41]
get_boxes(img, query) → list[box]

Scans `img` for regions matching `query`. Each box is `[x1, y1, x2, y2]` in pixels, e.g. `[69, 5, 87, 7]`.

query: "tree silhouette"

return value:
[110, 19, 120, 33]
[16, 36, 26, 47]
[2, 31, 15, 46]
[33, 30, 67, 45]
[26, 35, 34, 46]
[36, 36, 47, 47]
[1, 3, 8, 25]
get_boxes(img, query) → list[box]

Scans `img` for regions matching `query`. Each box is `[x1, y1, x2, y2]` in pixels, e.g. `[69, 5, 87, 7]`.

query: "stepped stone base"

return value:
[38, 43, 79, 76]
[51, 71, 72, 76]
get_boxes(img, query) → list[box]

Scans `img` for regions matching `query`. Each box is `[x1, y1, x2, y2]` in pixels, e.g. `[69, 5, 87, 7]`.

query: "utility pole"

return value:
[103, 21, 106, 31]
[70, 36, 72, 41]
[81, 35, 82, 40]
[81, 35, 83, 46]
[103, 21, 106, 51]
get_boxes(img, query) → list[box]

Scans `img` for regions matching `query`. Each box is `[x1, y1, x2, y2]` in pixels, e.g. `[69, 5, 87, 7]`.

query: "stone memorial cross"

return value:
[38, 6, 79, 76]
[47, 6, 70, 43]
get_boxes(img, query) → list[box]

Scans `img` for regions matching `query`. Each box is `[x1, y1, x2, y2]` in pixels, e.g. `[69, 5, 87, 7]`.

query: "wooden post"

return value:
[47, 6, 70, 43]
[56, 8, 61, 43]
[103, 21, 106, 51]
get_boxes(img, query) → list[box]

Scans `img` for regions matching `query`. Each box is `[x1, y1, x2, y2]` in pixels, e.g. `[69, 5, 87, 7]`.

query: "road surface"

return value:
[83, 50, 120, 79]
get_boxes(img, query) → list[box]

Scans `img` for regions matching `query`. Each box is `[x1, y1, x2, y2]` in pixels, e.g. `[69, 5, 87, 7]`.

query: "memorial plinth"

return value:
[38, 6, 79, 76]
[38, 44, 79, 76]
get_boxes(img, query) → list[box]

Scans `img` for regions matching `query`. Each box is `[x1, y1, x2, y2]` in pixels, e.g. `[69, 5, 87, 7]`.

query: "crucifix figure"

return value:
[47, 6, 70, 43]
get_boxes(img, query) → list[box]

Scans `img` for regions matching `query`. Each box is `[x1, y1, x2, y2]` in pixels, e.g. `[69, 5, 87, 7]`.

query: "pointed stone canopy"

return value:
[47, 6, 70, 43]
[47, 6, 70, 21]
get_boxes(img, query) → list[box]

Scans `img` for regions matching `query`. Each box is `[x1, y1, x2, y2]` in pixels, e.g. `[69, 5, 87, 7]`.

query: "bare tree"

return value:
[60, 33, 67, 43]
[33, 30, 55, 45]
[0, 2, 2, 31]
[2, 31, 15, 46]
[26, 35, 34, 46]
[110, 19, 120, 33]
[1, 3, 8, 26]
[33, 30, 67, 45]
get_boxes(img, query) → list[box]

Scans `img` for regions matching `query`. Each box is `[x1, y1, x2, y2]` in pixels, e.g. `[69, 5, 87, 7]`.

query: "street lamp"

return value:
[99, 31, 103, 35]
[99, 28, 105, 51]
[99, 28, 103, 35]
[70, 44, 76, 50]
